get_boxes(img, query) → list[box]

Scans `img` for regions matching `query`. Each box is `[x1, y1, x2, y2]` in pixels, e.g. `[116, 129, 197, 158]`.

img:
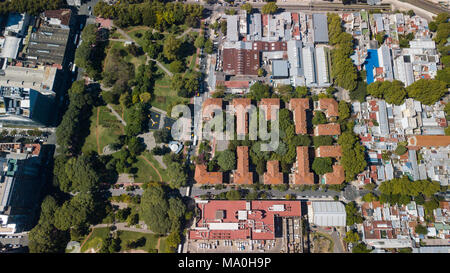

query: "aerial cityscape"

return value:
[0, 0, 448, 256]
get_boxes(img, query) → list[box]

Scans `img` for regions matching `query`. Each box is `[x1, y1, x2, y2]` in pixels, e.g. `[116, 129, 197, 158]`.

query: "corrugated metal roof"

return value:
[311, 201, 346, 227]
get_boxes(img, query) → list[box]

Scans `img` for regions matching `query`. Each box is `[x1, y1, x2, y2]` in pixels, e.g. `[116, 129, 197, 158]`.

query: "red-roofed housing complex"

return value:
[194, 164, 223, 185]
[291, 146, 315, 184]
[188, 200, 302, 240]
[289, 98, 310, 135]
[233, 146, 254, 184]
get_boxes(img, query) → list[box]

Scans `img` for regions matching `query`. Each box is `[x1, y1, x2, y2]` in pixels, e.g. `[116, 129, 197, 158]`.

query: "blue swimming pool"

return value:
[364, 49, 379, 84]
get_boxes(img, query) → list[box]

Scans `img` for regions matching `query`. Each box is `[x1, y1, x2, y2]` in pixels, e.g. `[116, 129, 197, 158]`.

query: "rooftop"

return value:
[314, 123, 341, 136]
[263, 161, 284, 185]
[194, 164, 223, 185]
[233, 146, 253, 184]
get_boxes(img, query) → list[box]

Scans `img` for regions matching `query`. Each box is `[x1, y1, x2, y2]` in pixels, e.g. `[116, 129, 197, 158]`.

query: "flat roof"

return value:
[272, 60, 289, 78]
[312, 14, 329, 43]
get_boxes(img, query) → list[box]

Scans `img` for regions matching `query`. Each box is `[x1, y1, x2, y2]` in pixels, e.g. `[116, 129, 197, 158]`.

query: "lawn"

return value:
[81, 227, 110, 253]
[125, 26, 151, 47]
[82, 106, 124, 155]
[133, 151, 168, 183]
[80, 227, 168, 253]
[109, 41, 147, 74]
[151, 67, 189, 112]
[118, 231, 160, 252]
[132, 155, 161, 183]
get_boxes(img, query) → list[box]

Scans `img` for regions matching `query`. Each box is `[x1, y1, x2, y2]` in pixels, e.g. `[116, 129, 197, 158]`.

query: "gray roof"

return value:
[272, 60, 289, 78]
[312, 14, 329, 43]
[227, 15, 239, 42]
[287, 40, 303, 77]
[311, 201, 346, 227]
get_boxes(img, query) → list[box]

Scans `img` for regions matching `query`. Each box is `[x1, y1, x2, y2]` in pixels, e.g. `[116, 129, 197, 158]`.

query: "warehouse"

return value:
[308, 201, 346, 227]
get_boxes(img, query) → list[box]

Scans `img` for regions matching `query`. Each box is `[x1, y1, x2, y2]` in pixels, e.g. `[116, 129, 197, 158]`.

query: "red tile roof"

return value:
[318, 98, 339, 117]
[263, 161, 284, 185]
[233, 98, 252, 135]
[44, 9, 72, 26]
[316, 145, 342, 158]
[223, 81, 249, 89]
[203, 98, 223, 119]
[408, 136, 450, 147]
[194, 164, 223, 184]
[314, 123, 341, 136]
[234, 146, 253, 184]
[259, 98, 280, 121]
[290, 98, 310, 135]
[324, 164, 345, 185]
[222, 49, 260, 75]
[293, 146, 315, 185]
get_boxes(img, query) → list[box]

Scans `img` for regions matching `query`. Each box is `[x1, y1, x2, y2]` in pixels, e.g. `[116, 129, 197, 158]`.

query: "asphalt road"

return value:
[401, 0, 450, 14]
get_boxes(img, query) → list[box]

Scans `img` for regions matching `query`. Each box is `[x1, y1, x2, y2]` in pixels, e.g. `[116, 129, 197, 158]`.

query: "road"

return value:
[401, 0, 450, 14]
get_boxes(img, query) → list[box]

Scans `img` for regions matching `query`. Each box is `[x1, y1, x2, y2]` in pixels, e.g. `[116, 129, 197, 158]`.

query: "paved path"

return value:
[96, 107, 101, 154]
[107, 104, 127, 126]
[176, 27, 192, 39]
[113, 23, 174, 77]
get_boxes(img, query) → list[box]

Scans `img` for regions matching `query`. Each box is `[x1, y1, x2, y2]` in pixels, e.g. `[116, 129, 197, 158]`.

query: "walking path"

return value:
[139, 155, 163, 182]
[96, 107, 101, 155]
[107, 104, 127, 126]
[113, 23, 174, 77]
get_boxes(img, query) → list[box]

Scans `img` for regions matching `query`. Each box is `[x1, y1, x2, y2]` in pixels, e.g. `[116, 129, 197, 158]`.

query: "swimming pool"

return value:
[364, 49, 379, 84]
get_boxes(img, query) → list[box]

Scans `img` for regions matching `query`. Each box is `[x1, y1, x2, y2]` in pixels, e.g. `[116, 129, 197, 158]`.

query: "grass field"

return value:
[80, 227, 168, 253]
[80, 227, 110, 253]
[109, 41, 147, 74]
[125, 26, 151, 47]
[133, 151, 168, 183]
[152, 67, 189, 112]
[118, 231, 160, 252]
[82, 106, 124, 154]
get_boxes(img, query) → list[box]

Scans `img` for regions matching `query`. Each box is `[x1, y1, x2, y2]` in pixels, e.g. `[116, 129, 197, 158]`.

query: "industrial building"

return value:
[308, 201, 346, 227]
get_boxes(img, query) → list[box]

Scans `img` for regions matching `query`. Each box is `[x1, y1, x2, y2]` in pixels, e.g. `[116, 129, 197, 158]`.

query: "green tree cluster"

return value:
[327, 13, 358, 91]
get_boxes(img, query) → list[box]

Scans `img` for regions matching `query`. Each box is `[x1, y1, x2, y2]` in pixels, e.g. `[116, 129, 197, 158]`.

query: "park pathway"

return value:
[139, 155, 163, 182]
[106, 104, 127, 126]
[113, 23, 173, 77]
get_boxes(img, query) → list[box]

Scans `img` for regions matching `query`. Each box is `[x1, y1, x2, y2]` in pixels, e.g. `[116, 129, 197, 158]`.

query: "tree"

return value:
[241, 3, 252, 14]
[312, 111, 327, 125]
[169, 60, 184, 73]
[338, 131, 367, 182]
[154, 129, 171, 144]
[338, 101, 350, 121]
[163, 35, 181, 61]
[344, 230, 360, 244]
[406, 79, 447, 105]
[217, 150, 236, 171]
[375, 31, 386, 45]
[261, 2, 277, 14]
[166, 231, 181, 251]
[194, 35, 205, 49]
[414, 224, 428, 235]
[394, 144, 408, 156]
[352, 243, 371, 253]
[249, 82, 271, 100]
[204, 39, 213, 54]
[345, 202, 364, 226]
[312, 157, 333, 175]
[295, 86, 308, 98]
[140, 185, 172, 234]
[168, 162, 188, 188]
[226, 190, 242, 200]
